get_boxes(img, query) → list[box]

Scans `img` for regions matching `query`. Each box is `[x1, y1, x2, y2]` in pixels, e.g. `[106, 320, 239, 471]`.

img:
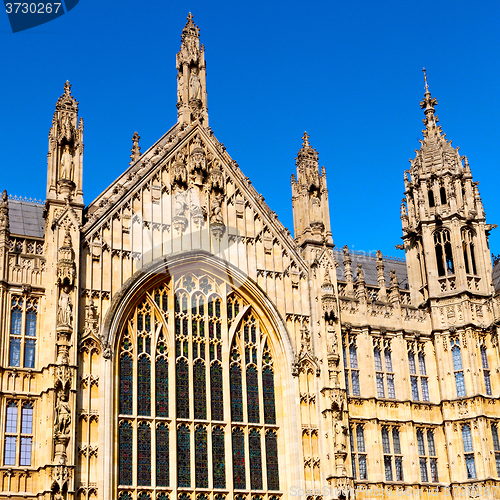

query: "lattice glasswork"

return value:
[138, 356, 151, 416]
[177, 359, 189, 419]
[137, 422, 151, 486]
[156, 423, 169, 487]
[119, 493, 133, 500]
[263, 367, 276, 425]
[230, 362, 243, 422]
[178, 424, 191, 487]
[119, 421, 133, 486]
[137, 492, 151, 500]
[211, 362, 224, 421]
[155, 357, 168, 417]
[212, 426, 226, 489]
[232, 428, 246, 489]
[246, 366, 260, 423]
[195, 426, 208, 488]
[120, 354, 133, 415]
[194, 360, 207, 420]
[265, 430, 279, 490]
[249, 429, 263, 490]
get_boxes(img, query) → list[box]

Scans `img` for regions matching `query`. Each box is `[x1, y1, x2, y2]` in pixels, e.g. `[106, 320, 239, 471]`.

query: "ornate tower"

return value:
[291, 132, 333, 248]
[46, 81, 84, 206]
[176, 13, 209, 127]
[401, 73, 495, 308]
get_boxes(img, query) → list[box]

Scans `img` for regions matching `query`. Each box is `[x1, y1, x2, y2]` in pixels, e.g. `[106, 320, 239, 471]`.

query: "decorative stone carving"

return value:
[0, 190, 9, 230]
[129, 132, 141, 165]
[57, 286, 73, 327]
[210, 191, 225, 239]
[56, 230, 76, 286]
[54, 392, 71, 436]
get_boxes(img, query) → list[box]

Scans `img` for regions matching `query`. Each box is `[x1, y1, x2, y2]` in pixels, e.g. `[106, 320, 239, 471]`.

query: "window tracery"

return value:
[117, 275, 280, 497]
[8, 296, 38, 368]
[434, 230, 454, 277]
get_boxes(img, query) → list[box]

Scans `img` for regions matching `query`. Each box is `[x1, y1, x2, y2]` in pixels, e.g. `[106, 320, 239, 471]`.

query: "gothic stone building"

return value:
[1, 14, 500, 500]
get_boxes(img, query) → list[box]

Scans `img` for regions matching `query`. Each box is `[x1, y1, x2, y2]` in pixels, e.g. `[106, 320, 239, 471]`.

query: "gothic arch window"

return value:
[117, 276, 281, 497]
[8, 296, 37, 368]
[462, 228, 477, 275]
[428, 189, 435, 208]
[440, 186, 447, 205]
[434, 230, 454, 277]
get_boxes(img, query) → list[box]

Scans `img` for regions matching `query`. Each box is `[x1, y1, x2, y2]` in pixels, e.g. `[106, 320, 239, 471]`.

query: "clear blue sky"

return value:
[2, 0, 500, 258]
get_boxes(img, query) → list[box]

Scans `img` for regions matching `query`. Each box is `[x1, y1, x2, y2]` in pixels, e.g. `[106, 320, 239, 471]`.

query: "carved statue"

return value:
[54, 393, 71, 436]
[173, 191, 188, 219]
[189, 68, 202, 100]
[177, 72, 184, 104]
[335, 421, 347, 452]
[210, 192, 224, 225]
[57, 286, 73, 326]
[390, 269, 398, 287]
[60, 145, 74, 181]
[311, 193, 321, 221]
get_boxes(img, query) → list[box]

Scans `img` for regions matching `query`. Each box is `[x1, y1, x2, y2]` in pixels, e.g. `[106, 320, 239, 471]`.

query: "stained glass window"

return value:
[138, 356, 151, 416]
[247, 366, 260, 423]
[137, 422, 151, 486]
[119, 421, 133, 486]
[156, 357, 168, 417]
[249, 429, 263, 490]
[178, 424, 191, 487]
[232, 428, 246, 489]
[211, 362, 224, 421]
[265, 430, 279, 491]
[156, 423, 169, 486]
[230, 363, 243, 422]
[177, 359, 189, 419]
[263, 367, 276, 425]
[120, 354, 133, 415]
[194, 360, 207, 420]
[195, 426, 208, 488]
[213, 427, 226, 489]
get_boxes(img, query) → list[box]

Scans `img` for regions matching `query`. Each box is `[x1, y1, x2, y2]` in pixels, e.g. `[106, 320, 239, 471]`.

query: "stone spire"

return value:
[47, 81, 84, 205]
[130, 132, 141, 165]
[176, 13, 209, 127]
[291, 133, 333, 247]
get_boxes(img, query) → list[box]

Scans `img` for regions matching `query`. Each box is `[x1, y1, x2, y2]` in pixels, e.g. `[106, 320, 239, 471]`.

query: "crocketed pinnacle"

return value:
[296, 132, 318, 168]
[55, 80, 78, 112]
[182, 12, 200, 41]
[419, 68, 439, 135]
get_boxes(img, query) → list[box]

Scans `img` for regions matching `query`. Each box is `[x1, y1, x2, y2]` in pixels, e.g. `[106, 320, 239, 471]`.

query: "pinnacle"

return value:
[64, 80, 71, 94]
[302, 132, 310, 147]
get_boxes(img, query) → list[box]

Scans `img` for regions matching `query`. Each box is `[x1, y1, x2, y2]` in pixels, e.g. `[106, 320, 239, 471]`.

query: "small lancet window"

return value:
[440, 186, 447, 205]
[434, 230, 454, 277]
[462, 228, 477, 275]
[428, 189, 435, 208]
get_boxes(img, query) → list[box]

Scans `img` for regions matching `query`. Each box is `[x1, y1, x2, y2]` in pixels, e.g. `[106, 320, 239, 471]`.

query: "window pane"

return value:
[421, 378, 430, 401]
[10, 309, 22, 336]
[376, 373, 385, 398]
[349, 345, 358, 369]
[4, 436, 16, 465]
[20, 437, 32, 466]
[195, 426, 208, 488]
[496, 453, 500, 477]
[411, 376, 419, 400]
[395, 457, 404, 481]
[455, 372, 466, 397]
[24, 339, 35, 368]
[392, 429, 401, 454]
[137, 422, 151, 486]
[430, 458, 439, 482]
[485, 372, 492, 396]
[465, 454, 476, 479]
[408, 352, 416, 374]
[21, 405, 33, 434]
[462, 425, 473, 453]
[249, 429, 262, 490]
[230, 363, 243, 422]
[418, 352, 427, 375]
[359, 455, 367, 480]
[427, 431, 436, 456]
[416, 430, 425, 455]
[385, 350, 393, 372]
[481, 346, 489, 369]
[419, 458, 428, 482]
[213, 427, 226, 489]
[384, 456, 393, 481]
[374, 348, 382, 371]
[265, 430, 279, 491]
[382, 428, 391, 454]
[387, 374, 396, 399]
[156, 423, 169, 487]
[452, 346, 463, 371]
[177, 425, 191, 487]
[6, 403, 17, 433]
[9, 337, 21, 367]
[26, 311, 37, 336]
[351, 371, 360, 396]
[356, 427, 365, 453]
[232, 429, 246, 489]
[493, 425, 500, 451]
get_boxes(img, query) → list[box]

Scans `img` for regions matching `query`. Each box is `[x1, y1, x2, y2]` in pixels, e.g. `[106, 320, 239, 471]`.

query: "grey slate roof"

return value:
[332, 249, 409, 289]
[9, 199, 45, 239]
[492, 259, 500, 292]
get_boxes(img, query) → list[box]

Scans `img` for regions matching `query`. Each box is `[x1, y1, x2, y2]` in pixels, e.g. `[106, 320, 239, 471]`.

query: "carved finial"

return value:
[419, 69, 438, 130]
[64, 80, 71, 95]
[423, 67, 428, 91]
[130, 132, 141, 165]
[302, 131, 310, 147]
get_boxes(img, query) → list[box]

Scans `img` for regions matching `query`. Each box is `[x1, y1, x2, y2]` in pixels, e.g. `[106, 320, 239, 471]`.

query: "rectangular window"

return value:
[395, 457, 404, 481]
[408, 346, 429, 401]
[496, 453, 500, 477]
[411, 376, 419, 400]
[492, 424, 500, 451]
[465, 454, 476, 479]
[9, 296, 38, 369]
[384, 456, 393, 481]
[350, 424, 367, 480]
[462, 424, 475, 479]
[4, 401, 33, 467]
[382, 426, 403, 482]
[343, 334, 360, 396]
[374, 343, 395, 399]
[430, 458, 438, 482]
[481, 346, 492, 395]
[419, 457, 428, 482]
[452, 339, 465, 397]
[417, 429, 438, 483]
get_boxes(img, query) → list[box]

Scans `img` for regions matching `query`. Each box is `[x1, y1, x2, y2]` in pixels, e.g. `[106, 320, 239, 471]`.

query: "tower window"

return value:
[381, 426, 403, 481]
[434, 230, 454, 277]
[440, 186, 447, 205]
[462, 229, 477, 275]
[374, 342, 395, 399]
[408, 344, 429, 402]
[492, 424, 500, 476]
[462, 424, 476, 479]
[481, 345, 492, 395]
[3, 401, 33, 467]
[416, 429, 438, 482]
[428, 189, 435, 208]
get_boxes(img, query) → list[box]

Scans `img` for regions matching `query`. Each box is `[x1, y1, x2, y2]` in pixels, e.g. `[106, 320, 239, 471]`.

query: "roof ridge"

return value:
[9, 194, 44, 205]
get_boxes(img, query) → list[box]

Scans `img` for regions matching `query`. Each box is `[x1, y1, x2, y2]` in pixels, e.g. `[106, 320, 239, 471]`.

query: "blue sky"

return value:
[1, 0, 500, 258]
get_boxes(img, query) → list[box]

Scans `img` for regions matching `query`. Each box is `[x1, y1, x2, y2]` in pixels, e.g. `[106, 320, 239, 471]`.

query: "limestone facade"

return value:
[1, 14, 500, 500]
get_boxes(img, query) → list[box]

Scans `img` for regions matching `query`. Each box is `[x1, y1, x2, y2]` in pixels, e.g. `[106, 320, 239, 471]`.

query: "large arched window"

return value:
[462, 228, 477, 275]
[434, 230, 454, 277]
[117, 274, 281, 498]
